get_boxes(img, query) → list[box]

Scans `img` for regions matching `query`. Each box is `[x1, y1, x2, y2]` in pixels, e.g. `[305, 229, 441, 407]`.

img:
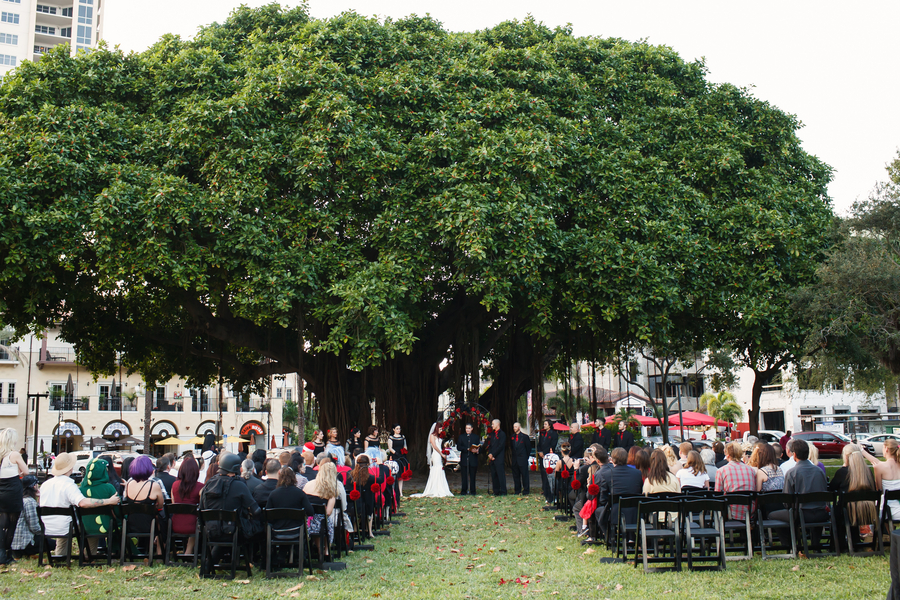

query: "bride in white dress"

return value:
[411, 423, 454, 498]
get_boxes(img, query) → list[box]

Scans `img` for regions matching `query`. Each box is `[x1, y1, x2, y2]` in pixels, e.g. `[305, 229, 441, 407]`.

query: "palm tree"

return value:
[707, 391, 743, 425]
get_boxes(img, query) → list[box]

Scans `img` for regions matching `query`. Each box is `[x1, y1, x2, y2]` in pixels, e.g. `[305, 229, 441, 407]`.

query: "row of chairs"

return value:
[34, 503, 344, 579]
[608, 488, 891, 572]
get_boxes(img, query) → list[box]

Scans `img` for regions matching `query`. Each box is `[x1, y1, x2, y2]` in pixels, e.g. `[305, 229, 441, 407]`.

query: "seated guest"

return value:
[676, 450, 709, 490]
[280, 451, 308, 489]
[713, 441, 727, 468]
[700, 448, 718, 483]
[643, 449, 681, 495]
[171, 455, 203, 557]
[79, 458, 118, 556]
[750, 442, 783, 492]
[627, 446, 649, 481]
[155, 457, 176, 497]
[301, 446, 317, 480]
[677, 442, 693, 469]
[573, 448, 594, 537]
[830, 443, 878, 552]
[97, 454, 123, 495]
[863, 439, 900, 523]
[124, 456, 166, 555]
[266, 467, 315, 529]
[660, 445, 679, 475]
[240, 459, 263, 493]
[771, 442, 786, 465]
[12, 476, 41, 558]
[807, 443, 827, 477]
[251, 449, 267, 478]
[715, 442, 757, 521]
[769, 438, 828, 547]
[199, 454, 261, 573]
[40, 453, 119, 556]
[348, 454, 376, 538]
[598, 447, 643, 543]
[253, 459, 281, 507]
[302, 461, 339, 559]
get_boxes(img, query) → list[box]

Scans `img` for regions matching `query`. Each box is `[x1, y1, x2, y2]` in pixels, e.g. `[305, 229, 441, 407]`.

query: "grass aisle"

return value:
[0, 494, 891, 599]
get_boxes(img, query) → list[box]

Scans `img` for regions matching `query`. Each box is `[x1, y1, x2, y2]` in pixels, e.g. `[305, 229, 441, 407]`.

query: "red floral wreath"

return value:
[371, 483, 381, 494]
[386, 476, 395, 485]
[545, 467, 553, 474]
[560, 468, 571, 479]
[530, 463, 537, 472]
[400, 468, 412, 481]
[438, 406, 492, 441]
[349, 482, 361, 501]
[587, 483, 600, 496]
[571, 479, 582, 490]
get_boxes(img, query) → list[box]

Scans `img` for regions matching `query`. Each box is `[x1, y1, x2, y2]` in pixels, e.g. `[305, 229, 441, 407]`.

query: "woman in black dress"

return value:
[0, 429, 28, 565]
[387, 424, 409, 497]
[349, 455, 375, 539]
[364, 426, 380, 452]
[312, 430, 326, 458]
[346, 428, 363, 465]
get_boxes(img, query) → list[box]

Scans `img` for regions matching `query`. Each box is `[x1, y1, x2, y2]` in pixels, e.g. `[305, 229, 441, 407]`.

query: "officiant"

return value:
[483, 419, 508, 496]
[457, 423, 481, 496]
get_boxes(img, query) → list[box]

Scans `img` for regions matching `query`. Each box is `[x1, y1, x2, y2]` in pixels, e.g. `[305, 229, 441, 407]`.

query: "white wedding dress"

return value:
[411, 425, 454, 498]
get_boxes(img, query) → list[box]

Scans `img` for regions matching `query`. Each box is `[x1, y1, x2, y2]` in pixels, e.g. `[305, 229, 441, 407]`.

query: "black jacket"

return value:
[592, 427, 612, 449]
[614, 430, 635, 451]
[569, 434, 584, 460]
[510, 431, 530, 462]
[199, 474, 261, 538]
[457, 432, 482, 467]
[266, 485, 316, 531]
[537, 429, 558, 455]
[157, 471, 176, 496]
[252, 478, 278, 508]
[484, 429, 507, 460]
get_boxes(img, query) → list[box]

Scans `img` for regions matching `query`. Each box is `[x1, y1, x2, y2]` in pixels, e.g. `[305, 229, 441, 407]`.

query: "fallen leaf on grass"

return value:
[306, 575, 319, 581]
[792, 566, 800, 571]
[107, 568, 116, 573]
[122, 565, 136, 572]
[555, 546, 564, 551]
[236, 580, 250, 584]
[583, 547, 595, 555]
[615, 584, 624, 591]
[38, 572, 51, 579]
[493, 567, 501, 572]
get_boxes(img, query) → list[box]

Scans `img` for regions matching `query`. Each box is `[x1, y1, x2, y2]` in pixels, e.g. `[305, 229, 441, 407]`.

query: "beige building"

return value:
[0, 328, 287, 465]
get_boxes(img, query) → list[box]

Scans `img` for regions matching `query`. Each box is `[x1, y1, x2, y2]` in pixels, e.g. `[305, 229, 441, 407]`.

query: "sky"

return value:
[102, 0, 900, 215]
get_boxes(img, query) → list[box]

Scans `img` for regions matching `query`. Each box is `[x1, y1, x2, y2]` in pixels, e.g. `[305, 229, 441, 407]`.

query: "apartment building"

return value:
[0, 328, 287, 464]
[0, 0, 104, 80]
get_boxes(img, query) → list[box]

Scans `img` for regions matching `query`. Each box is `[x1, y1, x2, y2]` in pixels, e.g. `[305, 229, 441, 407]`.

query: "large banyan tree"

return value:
[0, 4, 833, 461]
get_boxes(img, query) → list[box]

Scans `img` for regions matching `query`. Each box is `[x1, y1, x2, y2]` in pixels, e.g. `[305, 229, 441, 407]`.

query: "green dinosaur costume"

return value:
[79, 458, 117, 535]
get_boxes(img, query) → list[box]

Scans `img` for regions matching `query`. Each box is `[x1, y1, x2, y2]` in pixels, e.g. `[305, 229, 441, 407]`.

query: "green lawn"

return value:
[0, 494, 890, 600]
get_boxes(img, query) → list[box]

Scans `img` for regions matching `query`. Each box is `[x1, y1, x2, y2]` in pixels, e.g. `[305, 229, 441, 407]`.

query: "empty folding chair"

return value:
[634, 499, 681, 572]
[682, 498, 727, 571]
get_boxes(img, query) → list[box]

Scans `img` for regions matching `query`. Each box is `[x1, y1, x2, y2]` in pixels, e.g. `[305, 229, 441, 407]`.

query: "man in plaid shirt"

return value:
[715, 441, 757, 520]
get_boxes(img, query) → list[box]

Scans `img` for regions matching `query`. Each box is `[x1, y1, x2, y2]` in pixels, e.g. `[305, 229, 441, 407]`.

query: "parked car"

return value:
[859, 433, 900, 457]
[791, 431, 848, 458]
[835, 433, 876, 455]
[743, 430, 786, 444]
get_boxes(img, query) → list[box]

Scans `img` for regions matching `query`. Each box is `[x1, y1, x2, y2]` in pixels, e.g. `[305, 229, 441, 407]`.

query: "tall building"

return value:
[0, 0, 104, 80]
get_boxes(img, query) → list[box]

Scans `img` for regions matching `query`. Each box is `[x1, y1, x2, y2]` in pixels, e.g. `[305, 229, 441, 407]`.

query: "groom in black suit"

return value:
[483, 419, 508, 496]
[457, 423, 481, 496]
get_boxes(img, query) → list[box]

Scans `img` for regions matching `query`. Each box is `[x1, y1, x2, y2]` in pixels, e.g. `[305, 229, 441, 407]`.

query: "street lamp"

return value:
[27, 392, 49, 472]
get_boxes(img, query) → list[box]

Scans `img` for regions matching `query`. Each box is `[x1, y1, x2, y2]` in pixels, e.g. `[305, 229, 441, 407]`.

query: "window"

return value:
[5, 382, 13, 403]
[76, 24, 89, 44]
[59, 27, 70, 38]
[1, 0, 21, 4]
[77, 5, 92, 24]
[0, 11, 18, 23]
[0, 32, 17, 44]
[0, 335, 10, 360]
[35, 25, 55, 35]
[761, 371, 783, 392]
[0, 54, 14, 66]
[62, 7, 71, 16]
[33, 44, 50, 53]
[36, 4, 56, 14]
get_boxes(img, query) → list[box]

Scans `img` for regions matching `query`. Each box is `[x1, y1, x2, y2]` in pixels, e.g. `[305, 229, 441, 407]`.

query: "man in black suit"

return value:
[155, 456, 176, 496]
[591, 418, 612, 450]
[598, 447, 643, 543]
[613, 421, 635, 452]
[769, 439, 829, 547]
[457, 423, 481, 496]
[537, 420, 558, 504]
[509, 422, 531, 495]
[569, 423, 584, 460]
[483, 419, 508, 496]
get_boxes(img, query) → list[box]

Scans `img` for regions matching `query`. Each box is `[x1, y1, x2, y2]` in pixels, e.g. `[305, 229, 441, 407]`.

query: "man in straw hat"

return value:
[39, 452, 119, 555]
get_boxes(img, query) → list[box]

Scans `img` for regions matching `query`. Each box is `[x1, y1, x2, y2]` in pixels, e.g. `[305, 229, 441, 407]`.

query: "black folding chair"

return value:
[756, 492, 797, 559]
[119, 503, 159, 566]
[198, 509, 252, 579]
[635, 499, 681, 572]
[75, 505, 119, 567]
[165, 503, 199, 567]
[721, 492, 754, 560]
[795, 491, 838, 558]
[615, 495, 642, 563]
[310, 503, 346, 570]
[881, 489, 900, 536]
[682, 498, 726, 571]
[37, 506, 77, 568]
[264, 508, 311, 578]
[839, 490, 884, 556]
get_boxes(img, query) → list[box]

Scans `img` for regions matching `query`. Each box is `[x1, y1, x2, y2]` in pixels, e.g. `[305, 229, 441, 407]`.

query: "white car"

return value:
[743, 430, 786, 444]
[861, 433, 900, 457]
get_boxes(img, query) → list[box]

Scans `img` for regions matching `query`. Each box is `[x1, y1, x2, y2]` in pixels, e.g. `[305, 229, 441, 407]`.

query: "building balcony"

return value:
[0, 397, 18, 417]
[237, 401, 270, 413]
[152, 398, 184, 412]
[98, 397, 137, 412]
[36, 346, 77, 369]
[49, 396, 89, 411]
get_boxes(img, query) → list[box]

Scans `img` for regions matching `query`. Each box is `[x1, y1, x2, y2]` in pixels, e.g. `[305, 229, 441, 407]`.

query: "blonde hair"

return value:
[314, 461, 339, 500]
[661, 445, 678, 467]
[885, 439, 900, 463]
[844, 444, 878, 525]
[0, 429, 18, 462]
[747, 445, 761, 468]
[806, 441, 820, 466]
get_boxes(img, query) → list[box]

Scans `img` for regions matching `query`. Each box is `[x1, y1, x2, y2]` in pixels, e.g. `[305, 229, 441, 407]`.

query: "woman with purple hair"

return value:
[123, 455, 165, 554]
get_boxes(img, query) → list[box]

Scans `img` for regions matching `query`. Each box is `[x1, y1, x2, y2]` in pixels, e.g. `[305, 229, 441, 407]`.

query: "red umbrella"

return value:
[552, 422, 570, 431]
[668, 411, 731, 427]
[605, 415, 661, 427]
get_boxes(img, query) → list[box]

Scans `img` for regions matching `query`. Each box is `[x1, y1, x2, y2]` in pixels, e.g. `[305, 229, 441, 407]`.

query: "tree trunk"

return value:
[749, 371, 766, 437]
[143, 389, 152, 453]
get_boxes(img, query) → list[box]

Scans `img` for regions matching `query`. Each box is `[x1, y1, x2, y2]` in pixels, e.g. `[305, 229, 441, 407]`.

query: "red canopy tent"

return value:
[552, 422, 571, 431]
[668, 411, 732, 427]
[605, 415, 661, 427]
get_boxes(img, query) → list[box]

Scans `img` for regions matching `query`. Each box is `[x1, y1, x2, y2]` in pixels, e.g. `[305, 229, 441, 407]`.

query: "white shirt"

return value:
[39, 474, 85, 535]
[781, 458, 797, 476]
[675, 468, 710, 489]
[542, 452, 560, 471]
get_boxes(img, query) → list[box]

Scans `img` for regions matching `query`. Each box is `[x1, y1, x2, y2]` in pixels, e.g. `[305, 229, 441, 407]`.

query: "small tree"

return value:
[707, 391, 742, 426]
